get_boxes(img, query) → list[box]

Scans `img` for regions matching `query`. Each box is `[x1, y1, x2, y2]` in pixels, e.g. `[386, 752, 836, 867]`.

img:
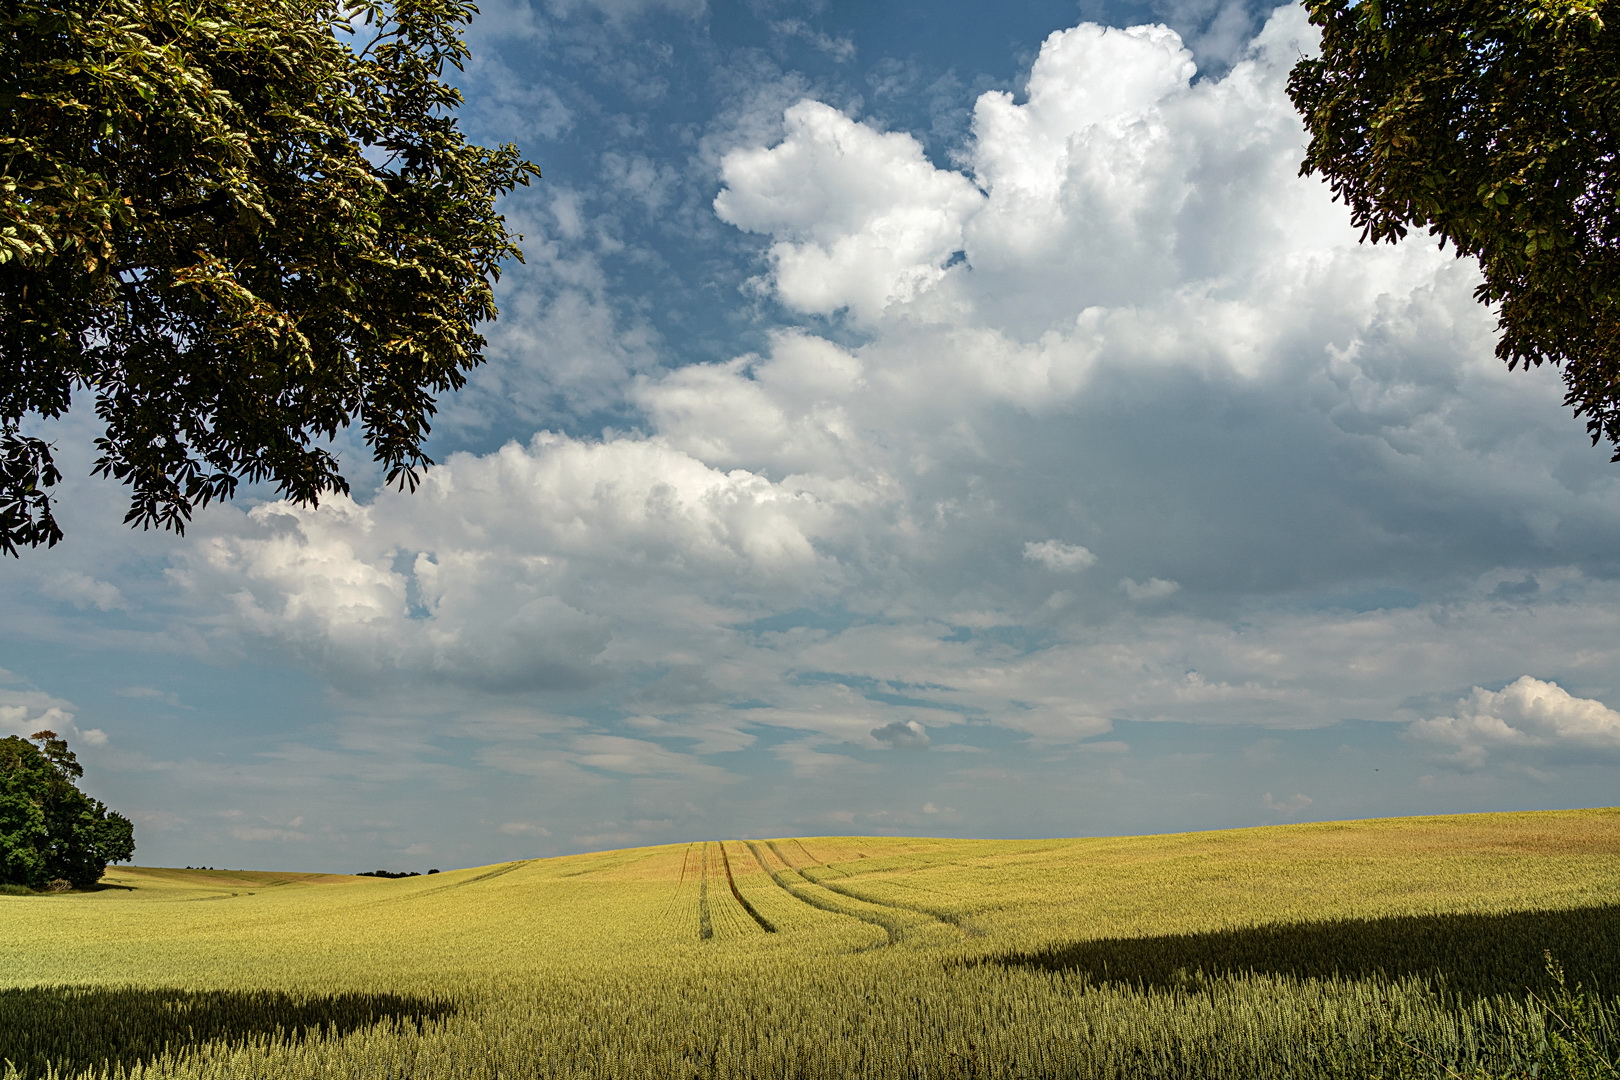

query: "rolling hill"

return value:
[3, 809, 1617, 1079]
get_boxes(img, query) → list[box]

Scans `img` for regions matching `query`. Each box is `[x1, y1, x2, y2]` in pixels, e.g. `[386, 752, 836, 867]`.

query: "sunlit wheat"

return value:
[1, 809, 1615, 1079]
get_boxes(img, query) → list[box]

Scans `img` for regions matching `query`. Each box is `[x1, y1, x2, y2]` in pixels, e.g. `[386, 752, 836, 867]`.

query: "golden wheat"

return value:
[1, 808, 1616, 1079]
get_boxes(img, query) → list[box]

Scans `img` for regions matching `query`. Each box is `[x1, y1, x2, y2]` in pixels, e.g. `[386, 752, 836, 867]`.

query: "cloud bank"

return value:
[169, 5, 1620, 760]
[10, 2, 1620, 864]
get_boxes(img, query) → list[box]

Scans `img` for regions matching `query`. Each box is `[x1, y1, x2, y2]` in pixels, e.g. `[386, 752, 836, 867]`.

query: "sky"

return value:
[6, 0, 1620, 874]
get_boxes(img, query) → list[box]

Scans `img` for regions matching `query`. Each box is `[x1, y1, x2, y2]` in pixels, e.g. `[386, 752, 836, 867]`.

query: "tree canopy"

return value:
[0, 0, 538, 554]
[1288, 0, 1620, 456]
[0, 730, 134, 890]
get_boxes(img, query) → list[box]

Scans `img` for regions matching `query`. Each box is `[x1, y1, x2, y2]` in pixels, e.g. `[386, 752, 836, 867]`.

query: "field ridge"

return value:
[789, 839, 972, 933]
[5, 807, 1617, 1080]
[744, 839, 900, 944]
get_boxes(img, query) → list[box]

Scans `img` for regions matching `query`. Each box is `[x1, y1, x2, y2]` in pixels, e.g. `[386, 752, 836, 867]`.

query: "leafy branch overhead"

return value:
[0, 0, 539, 554]
[1288, 0, 1620, 456]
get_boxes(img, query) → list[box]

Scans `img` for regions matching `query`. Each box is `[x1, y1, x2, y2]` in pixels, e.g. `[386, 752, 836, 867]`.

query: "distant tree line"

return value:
[358, 869, 439, 878]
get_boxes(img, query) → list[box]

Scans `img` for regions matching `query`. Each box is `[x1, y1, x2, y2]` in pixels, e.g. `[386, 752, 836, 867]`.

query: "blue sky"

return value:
[6, 0, 1620, 873]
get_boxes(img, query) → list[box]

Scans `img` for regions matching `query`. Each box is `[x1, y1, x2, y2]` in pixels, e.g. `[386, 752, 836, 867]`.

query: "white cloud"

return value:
[1120, 577, 1181, 601]
[637, 331, 872, 476]
[117, 686, 184, 708]
[1407, 676, 1620, 769]
[1262, 791, 1313, 812]
[600, 151, 679, 213]
[1024, 540, 1098, 572]
[0, 700, 75, 739]
[964, 22, 1198, 280]
[773, 739, 877, 777]
[499, 821, 554, 837]
[178, 434, 833, 692]
[770, 20, 856, 62]
[715, 99, 985, 320]
[463, 52, 573, 143]
[571, 734, 733, 780]
[711, 6, 1356, 344]
[41, 572, 126, 611]
[451, 190, 666, 424]
[0, 688, 107, 751]
[871, 719, 931, 749]
[623, 713, 754, 753]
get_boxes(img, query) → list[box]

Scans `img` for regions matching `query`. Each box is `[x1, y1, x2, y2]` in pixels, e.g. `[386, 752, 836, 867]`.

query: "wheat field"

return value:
[2, 808, 1618, 1079]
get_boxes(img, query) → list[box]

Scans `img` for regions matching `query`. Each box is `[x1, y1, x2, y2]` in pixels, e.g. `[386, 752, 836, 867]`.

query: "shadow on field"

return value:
[0, 985, 455, 1079]
[988, 904, 1620, 998]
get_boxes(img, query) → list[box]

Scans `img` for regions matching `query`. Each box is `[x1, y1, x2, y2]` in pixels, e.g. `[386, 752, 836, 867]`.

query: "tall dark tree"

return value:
[0, 0, 539, 554]
[0, 730, 134, 889]
[1288, 0, 1620, 455]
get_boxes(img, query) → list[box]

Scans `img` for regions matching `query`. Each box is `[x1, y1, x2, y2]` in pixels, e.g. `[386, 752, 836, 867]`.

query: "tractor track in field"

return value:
[698, 843, 714, 940]
[785, 841, 974, 934]
[672, 841, 778, 940]
[718, 841, 776, 933]
[744, 840, 903, 945]
[382, 860, 533, 904]
[662, 842, 698, 925]
[769, 841, 942, 938]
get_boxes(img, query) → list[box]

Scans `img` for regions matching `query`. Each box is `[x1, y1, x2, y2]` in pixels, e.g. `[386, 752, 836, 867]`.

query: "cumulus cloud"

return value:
[0, 686, 106, 750]
[964, 23, 1198, 283]
[715, 100, 984, 320]
[1262, 791, 1313, 812]
[712, 6, 1364, 341]
[0, 697, 70, 737]
[1024, 540, 1098, 572]
[178, 434, 832, 692]
[1120, 578, 1181, 602]
[871, 719, 931, 749]
[1408, 677, 1620, 769]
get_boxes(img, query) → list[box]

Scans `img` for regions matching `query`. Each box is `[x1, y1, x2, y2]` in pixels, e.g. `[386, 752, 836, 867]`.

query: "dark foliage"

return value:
[0, 730, 134, 889]
[0, 0, 538, 553]
[1288, 0, 1620, 456]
